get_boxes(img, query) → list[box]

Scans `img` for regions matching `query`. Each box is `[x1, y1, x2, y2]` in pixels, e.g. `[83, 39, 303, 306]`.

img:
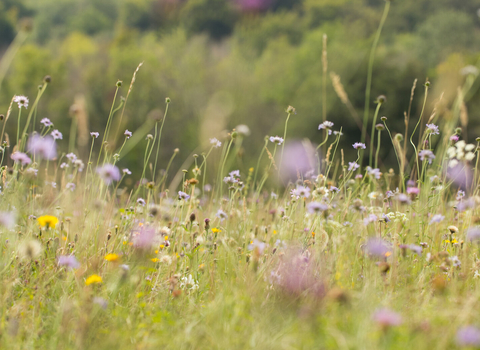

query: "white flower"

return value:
[13, 95, 29, 109]
[180, 274, 199, 291]
[449, 159, 459, 168]
[456, 140, 466, 149]
[465, 144, 476, 152]
[465, 152, 476, 161]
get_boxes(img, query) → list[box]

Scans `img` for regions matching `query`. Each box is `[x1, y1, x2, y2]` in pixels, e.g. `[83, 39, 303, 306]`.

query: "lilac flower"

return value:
[381, 214, 391, 223]
[450, 135, 459, 142]
[419, 150, 435, 164]
[178, 191, 190, 200]
[372, 308, 402, 328]
[248, 239, 267, 255]
[13, 95, 29, 109]
[124, 130, 132, 139]
[66, 153, 77, 162]
[291, 185, 311, 198]
[406, 187, 420, 195]
[216, 209, 228, 221]
[223, 176, 238, 185]
[307, 202, 328, 214]
[41, 118, 52, 127]
[132, 226, 158, 249]
[209, 138, 221, 148]
[0, 211, 16, 229]
[425, 123, 439, 135]
[93, 297, 108, 310]
[277, 141, 318, 183]
[458, 198, 475, 212]
[229, 170, 240, 178]
[58, 255, 80, 270]
[366, 166, 381, 180]
[466, 227, 480, 242]
[269, 136, 284, 145]
[429, 214, 444, 224]
[65, 183, 75, 191]
[90, 131, 99, 138]
[353, 142, 366, 150]
[457, 190, 466, 201]
[137, 198, 146, 206]
[406, 244, 423, 255]
[123, 168, 131, 175]
[364, 238, 391, 257]
[318, 121, 334, 135]
[11, 152, 31, 166]
[96, 164, 121, 185]
[27, 134, 57, 160]
[396, 194, 411, 204]
[456, 326, 480, 347]
[364, 214, 378, 226]
[348, 162, 360, 171]
[60, 162, 69, 169]
[51, 130, 63, 140]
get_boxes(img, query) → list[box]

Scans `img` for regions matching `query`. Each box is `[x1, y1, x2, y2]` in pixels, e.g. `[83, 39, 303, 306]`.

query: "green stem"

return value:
[153, 102, 170, 181]
[375, 129, 381, 169]
[409, 82, 429, 180]
[369, 102, 382, 167]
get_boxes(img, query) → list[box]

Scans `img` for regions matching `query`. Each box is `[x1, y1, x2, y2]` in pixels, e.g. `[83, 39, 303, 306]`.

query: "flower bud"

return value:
[116, 80, 122, 87]
[394, 133, 403, 142]
[376, 95, 387, 104]
[286, 105, 296, 114]
[380, 116, 387, 121]
[43, 75, 51, 83]
[375, 124, 385, 131]
[165, 97, 171, 103]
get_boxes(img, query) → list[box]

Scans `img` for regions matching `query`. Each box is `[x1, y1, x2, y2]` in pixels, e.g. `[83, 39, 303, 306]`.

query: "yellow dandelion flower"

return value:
[160, 244, 165, 249]
[37, 215, 59, 229]
[273, 230, 277, 235]
[385, 252, 392, 257]
[62, 236, 67, 241]
[164, 236, 169, 240]
[105, 253, 120, 262]
[85, 274, 102, 286]
[151, 258, 159, 262]
[155, 250, 159, 254]
[311, 232, 316, 237]
[212, 228, 221, 233]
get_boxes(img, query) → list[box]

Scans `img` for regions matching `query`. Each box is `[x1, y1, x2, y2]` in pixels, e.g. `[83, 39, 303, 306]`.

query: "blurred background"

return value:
[1, 0, 480, 182]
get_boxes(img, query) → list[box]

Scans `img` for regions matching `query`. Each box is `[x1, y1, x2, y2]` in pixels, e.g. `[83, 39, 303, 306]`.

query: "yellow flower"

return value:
[164, 236, 169, 240]
[105, 253, 120, 262]
[311, 232, 316, 237]
[212, 228, 221, 233]
[273, 230, 277, 235]
[85, 274, 102, 286]
[151, 258, 159, 262]
[37, 215, 59, 229]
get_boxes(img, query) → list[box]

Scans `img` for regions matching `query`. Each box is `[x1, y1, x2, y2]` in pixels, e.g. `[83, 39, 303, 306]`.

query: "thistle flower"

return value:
[456, 326, 480, 347]
[51, 130, 63, 140]
[58, 255, 80, 270]
[41, 118, 52, 127]
[27, 134, 57, 160]
[209, 138, 221, 148]
[352, 142, 366, 150]
[406, 187, 420, 195]
[90, 132, 99, 138]
[10, 152, 31, 166]
[124, 130, 132, 139]
[96, 164, 121, 185]
[425, 123, 439, 135]
[13, 95, 29, 109]
[269, 136, 284, 145]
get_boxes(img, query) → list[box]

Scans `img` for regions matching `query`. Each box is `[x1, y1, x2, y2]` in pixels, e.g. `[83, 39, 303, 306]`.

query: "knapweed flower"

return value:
[269, 136, 284, 145]
[466, 227, 480, 242]
[318, 121, 334, 135]
[348, 162, 359, 171]
[96, 164, 121, 185]
[27, 134, 57, 160]
[372, 308, 402, 328]
[85, 274, 102, 286]
[13, 95, 29, 109]
[406, 187, 420, 195]
[51, 130, 63, 140]
[178, 191, 190, 200]
[456, 326, 480, 347]
[37, 215, 59, 229]
[124, 130, 132, 139]
[419, 150, 435, 164]
[11, 152, 31, 166]
[105, 253, 120, 262]
[58, 255, 80, 270]
[353, 142, 366, 150]
[425, 123, 439, 135]
[307, 202, 328, 214]
[364, 238, 391, 258]
[429, 214, 444, 224]
[90, 131, 99, 138]
[41, 118, 52, 127]
[216, 209, 228, 221]
[0, 211, 16, 229]
[209, 138, 221, 148]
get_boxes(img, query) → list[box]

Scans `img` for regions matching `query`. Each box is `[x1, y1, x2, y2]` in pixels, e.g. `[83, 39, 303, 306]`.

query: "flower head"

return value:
[364, 238, 391, 258]
[58, 255, 80, 270]
[85, 274, 102, 286]
[11, 152, 31, 166]
[51, 130, 63, 140]
[90, 131, 99, 138]
[307, 202, 328, 214]
[13, 95, 29, 109]
[419, 150, 435, 164]
[41, 118, 52, 127]
[216, 209, 228, 221]
[425, 123, 439, 135]
[105, 253, 120, 262]
[353, 142, 366, 150]
[456, 326, 480, 347]
[178, 191, 190, 200]
[372, 308, 402, 328]
[27, 134, 57, 160]
[96, 164, 121, 185]
[429, 214, 444, 224]
[37, 215, 59, 229]
[269, 136, 284, 145]
[0, 212, 16, 229]
[318, 121, 334, 134]
[209, 138, 221, 148]
[348, 162, 360, 171]
[124, 130, 132, 139]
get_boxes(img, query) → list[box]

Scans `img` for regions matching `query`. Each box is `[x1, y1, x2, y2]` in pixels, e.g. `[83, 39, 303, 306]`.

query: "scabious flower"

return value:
[65, 183, 75, 191]
[132, 226, 158, 249]
[372, 308, 402, 328]
[11, 152, 31, 166]
[66, 153, 77, 162]
[429, 214, 444, 224]
[269, 136, 284, 145]
[278, 141, 318, 183]
[37, 215, 59, 229]
[364, 214, 378, 226]
[406, 187, 420, 195]
[209, 138, 221, 148]
[13, 95, 29, 109]
[178, 191, 190, 200]
[396, 194, 411, 204]
[96, 164, 121, 185]
[466, 227, 480, 242]
[457, 190, 466, 201]
[216, 209, 228, 221]
[364, 238, 391, 258]
[366, 166, 381, 180]
[307, 202, 328, 214]
[124, 130, 132, 139]
[137, 198, 146, 206]
[27, 134, 57, 160]
[248, 239, 267, 255]
[41, 118, 52, 127]
[58, 255, 80, 270]
[457, 197, 475, 212]
[353, 142, 366, 150]
[85, 274, 102, 286]
[456, 326, 480, 347]
[348, 162, 360, 171]
[0, 212, 16, 229]
[425, 123, 439, 135]
[318, 121, 334, 135]
[123, 168, 131, 175]
[291, 185, 311, 198]
[90, 131, 99, 138]
[51, 130, 63, 140]
[419, 150, 435, 164]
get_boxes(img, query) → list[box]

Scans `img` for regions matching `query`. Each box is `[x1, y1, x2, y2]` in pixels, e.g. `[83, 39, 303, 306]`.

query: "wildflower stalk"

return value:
[0, 31, 28, 94]
[20, 83, 49, 151]
[382, 120, 404, 191]
[474, 142, 480, 192]
[361, 0, 390, 146]
[253, 137, 269, 192]
[369, 102, 382, 167]
[280, 110, 292, 176]
[256, 145, 277, 195]
[16, 108, 22, 150]
[375, 128, 381, 169]
[158, 149, 178, 190]
[153, 100, 170, 180]
[409, 82, 429, 180]
[219, 136, 234, 199]
[97, 84, 121, 167]
[200, 146, 215, 196]
[325, 130, 342, 180]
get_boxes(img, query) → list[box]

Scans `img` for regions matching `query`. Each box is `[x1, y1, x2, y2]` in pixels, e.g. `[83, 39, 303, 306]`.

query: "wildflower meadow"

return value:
[2, 1, 480, 349]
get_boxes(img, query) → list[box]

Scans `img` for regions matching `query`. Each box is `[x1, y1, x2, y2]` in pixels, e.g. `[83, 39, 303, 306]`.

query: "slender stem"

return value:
[375, 129, 381, 169]
[409, 82, 429, 180]
[97, 86, 120, 166]
[153, 102, 170, 180]
[369, 102, 382, 167]
[16, 108, 22, 150]
[280, 112, 291, 176]
[21, 83, 48, 151]
[253, 138, 268, 192]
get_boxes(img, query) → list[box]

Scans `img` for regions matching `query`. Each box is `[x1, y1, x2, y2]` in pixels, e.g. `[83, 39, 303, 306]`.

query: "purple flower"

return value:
[318, 121, 334, 134]
[458, 198, 475, 212]
[425, 123, 439, 135]
[178, 191, 190, 200]
[364, 214, 378, 226]
[93, 297, 108, 310]
[348, 162, 360, 171]
[27, 134, 57, 160]
[291, 185, 311, 198]
[124, 130, 132, 139]
[58, 255, 80, 270]
[419, 150, 435, 164]
[248, 239, 267, 255]
[381, 214, 391, 223]
[11, 152, 31, 166]
[41, 118, 52, 127]
[450, 135, 459, 142]
[123, 168, 131, 175]
[51, 130, 63, 140]
[66, 153, 77, 162]
[90, 132, 99, 138]
[447, 162, 473, 191]
[396, 194, 412, 204]
[366, 166, 381, 180]
[307, 202, 328, 214]
[65, 183, 75, 191]
[372, 308, 402, 328]
[456, 326, 480, 347]
[216, 209, 228, 221]
[229, 170, 240, 178]
[269, 136, 284, 145]
[13, 95, 29, 109]
[277, 141, 318, 183]
[466, 227, 480, 242]
[132, 226, 158, 249]
[0, 211, 16, 229]
[96, 164, 121, 185]
[406, 187, 420, 195]
[429, 214, 444, 224]
[235, 0, 273, 12]
[353, 142, 366, 150]
[137, 198, 146, 206]
[364, 238, 391, 258]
